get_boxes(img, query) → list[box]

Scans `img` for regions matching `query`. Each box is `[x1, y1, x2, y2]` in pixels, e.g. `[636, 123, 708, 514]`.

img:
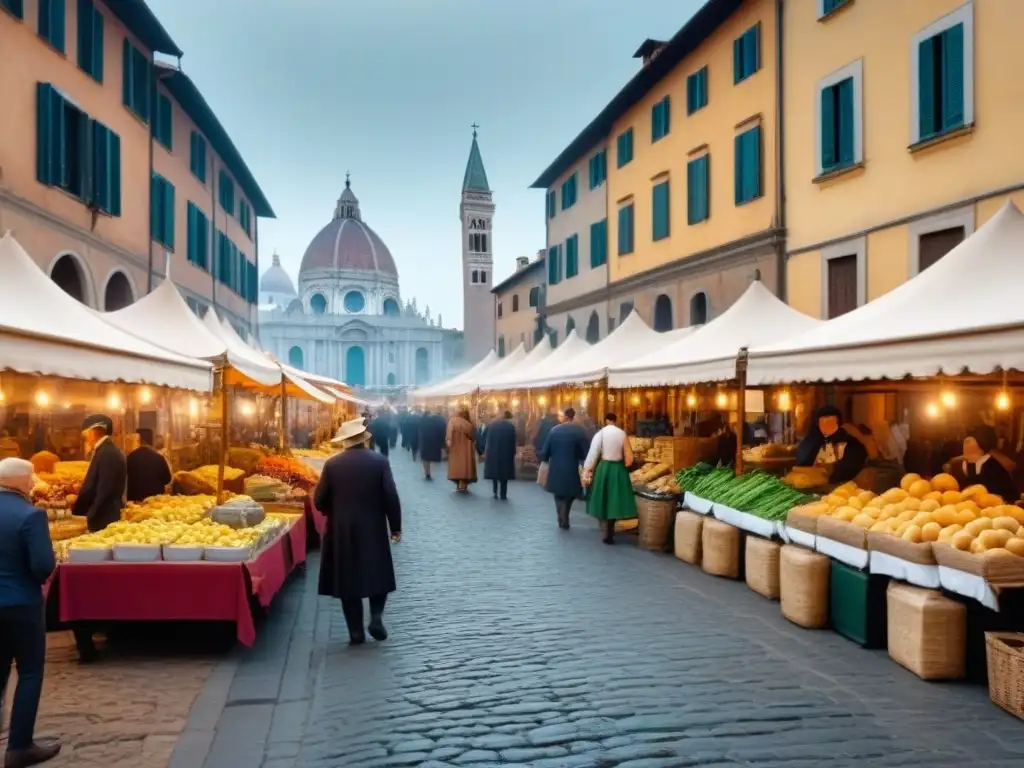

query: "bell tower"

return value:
[460, 124, 496, 364]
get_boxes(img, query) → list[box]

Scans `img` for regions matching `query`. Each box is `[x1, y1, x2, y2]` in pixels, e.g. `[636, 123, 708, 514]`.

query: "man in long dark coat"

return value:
[368, 410, 391, 458]
[418, 409, 447, 480]
[483, 411, 517, 500]
[540, 408, 589, 529]
[407, 410, 422, 461]
[315, 418, 402, 645]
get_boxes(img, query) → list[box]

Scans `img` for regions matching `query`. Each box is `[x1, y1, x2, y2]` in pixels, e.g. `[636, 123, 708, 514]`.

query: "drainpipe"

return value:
[210, 156, 218, 314]
[774, 0, 787, 302]
[147, 57, 159, 293]
[253, 220, 260, 339]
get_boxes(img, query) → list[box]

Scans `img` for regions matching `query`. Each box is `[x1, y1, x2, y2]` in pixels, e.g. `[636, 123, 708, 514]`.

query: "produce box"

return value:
[780, 545, 830, 629]
[886, 582, 966, 680]
[867, 530, 936, 566]
[932, 542, 1024, 586]
[830, 560, 888, 648]
[817, 516, 867, 550]
[786, 505, 822, 536]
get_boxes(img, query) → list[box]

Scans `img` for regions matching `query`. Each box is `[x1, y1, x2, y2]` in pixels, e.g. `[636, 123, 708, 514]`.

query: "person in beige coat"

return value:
[446, 409, 478, 492]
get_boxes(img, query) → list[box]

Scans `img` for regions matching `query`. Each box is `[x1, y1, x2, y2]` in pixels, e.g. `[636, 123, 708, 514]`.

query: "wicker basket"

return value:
[986, 632, 1024, 719]
[780, 544, 830, 628]
[745, 536, 781, 600]
[673, 510, 703, 565]
[702, 518, 741, 578]
[637, 494, 675, 551]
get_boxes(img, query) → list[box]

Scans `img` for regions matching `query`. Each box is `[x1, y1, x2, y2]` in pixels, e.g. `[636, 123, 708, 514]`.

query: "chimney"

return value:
[516, 256, 529, 271]
[633, 39, 668, 68]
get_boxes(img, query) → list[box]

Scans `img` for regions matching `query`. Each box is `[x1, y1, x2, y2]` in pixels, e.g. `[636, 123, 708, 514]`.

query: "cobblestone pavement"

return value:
[175, 452, 1024, 767]
[3, 631, 215, 768]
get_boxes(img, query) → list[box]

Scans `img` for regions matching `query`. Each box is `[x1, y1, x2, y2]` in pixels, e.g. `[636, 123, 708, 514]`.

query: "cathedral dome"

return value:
[260, 253, 297, 296]
[298, 178, 398, 278]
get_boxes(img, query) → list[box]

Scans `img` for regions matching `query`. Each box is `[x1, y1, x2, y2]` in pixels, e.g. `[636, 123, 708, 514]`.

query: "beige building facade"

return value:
[492, 253, 545, 356]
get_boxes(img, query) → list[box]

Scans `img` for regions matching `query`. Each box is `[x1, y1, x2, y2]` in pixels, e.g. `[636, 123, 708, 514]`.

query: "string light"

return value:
[925, 402, 940, 419]
[940, 390, 956, 408]
[715, 392, 728, 409]
[630, 394, 641, 406]
[511, 398, 520, 408]
[538, 396, 547, 406]
[686, 393, 697, 408]
[188, 398, 199, 417]
[996, 391, 1011, 411]
[239, 401, 256, 417]
[107, 393, 121, 410]
[35, 391, 50, 407]
[139, 387, 152, 404]
[777, 390, 792, 411]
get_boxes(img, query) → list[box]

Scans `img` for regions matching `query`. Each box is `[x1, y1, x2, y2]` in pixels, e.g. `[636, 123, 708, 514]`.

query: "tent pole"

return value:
[735, 350, 748, 476]
[280, 379, 290, 455]
[216, 367, 229, 503]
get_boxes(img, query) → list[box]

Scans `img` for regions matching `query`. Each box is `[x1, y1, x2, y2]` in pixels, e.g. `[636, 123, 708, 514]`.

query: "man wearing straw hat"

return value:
[315, 418, 402, 644]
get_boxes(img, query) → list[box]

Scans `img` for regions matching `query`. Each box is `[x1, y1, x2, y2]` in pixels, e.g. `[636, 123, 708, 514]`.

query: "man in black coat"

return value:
[126, 429, 171, 502]
[483, 411, 517, 500]
[368, 411, 391, 458]
[418, 409, 447, 480]
[406, 410, 422, 462]
[71, 413, 127, 662]
[533, 407, 559, 455]
[315, 419, 401, 644]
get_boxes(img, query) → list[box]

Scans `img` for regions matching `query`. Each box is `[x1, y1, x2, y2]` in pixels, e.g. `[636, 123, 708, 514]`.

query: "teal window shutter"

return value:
[687, 156, 709, 224]
[733, 36, 743, 84]
[942, 24, 965, 131]
[686, 68, 707, 114]
[617, 129, 633, 168]
[837, 78, 854, 165]
[2, 1, 24, 19]
[121, 39, 132, 109]
[652, 181, 670, 241]
[186, 203, 195, 265]
[918, 37, 937, 139]
[733, 133, 744, 204]
[39, 0, 66, 53]
[547, 189, 556, 219]
[820, 85, 836, 171]
[164, 179, 175, 249]
[36, 83, 57, 185]
[77, 1, 104, 82]
[150, 175, 160, 242]
[190, 132, 207, 182]
[735, 129, 761, 204]
[154, 94, 172, 149]
[618, 205, 634, 255]
[566, 235, 578, 278]
[746, 24, 759, 75]
[548, 246, 558, 284]
[108, 131, 121, 215]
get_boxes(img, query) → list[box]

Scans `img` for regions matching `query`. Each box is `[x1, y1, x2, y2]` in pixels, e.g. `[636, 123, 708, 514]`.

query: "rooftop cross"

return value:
[345, 170, 351, 188]
[471, 122, 479, 138]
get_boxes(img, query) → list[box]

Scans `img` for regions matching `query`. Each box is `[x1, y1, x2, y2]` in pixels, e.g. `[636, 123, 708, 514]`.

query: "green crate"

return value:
[829, 560, 888, 648]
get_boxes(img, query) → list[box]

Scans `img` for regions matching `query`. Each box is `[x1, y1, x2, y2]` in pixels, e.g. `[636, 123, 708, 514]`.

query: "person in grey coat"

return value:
[483, 411, 517, 500]
[539, 408, 589, 529]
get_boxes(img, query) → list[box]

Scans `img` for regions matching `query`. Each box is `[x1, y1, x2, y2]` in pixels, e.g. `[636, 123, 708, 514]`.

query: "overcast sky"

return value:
[146, 0, 703, 328]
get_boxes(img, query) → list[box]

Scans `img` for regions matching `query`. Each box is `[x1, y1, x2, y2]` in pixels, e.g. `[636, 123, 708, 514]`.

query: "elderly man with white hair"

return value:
[0, 457, 60, 767]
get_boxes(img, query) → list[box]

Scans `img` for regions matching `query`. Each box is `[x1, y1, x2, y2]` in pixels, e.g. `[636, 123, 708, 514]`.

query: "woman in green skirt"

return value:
[584, 413, 637, 544]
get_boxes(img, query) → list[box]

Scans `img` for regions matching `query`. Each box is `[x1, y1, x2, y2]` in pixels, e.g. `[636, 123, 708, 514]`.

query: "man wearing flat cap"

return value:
[71, 414, 127, 662]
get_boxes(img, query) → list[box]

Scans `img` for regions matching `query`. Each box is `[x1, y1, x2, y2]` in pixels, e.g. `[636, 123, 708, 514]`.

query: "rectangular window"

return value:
[820, 77, 854, 173]
[122, 40, 151, 122]
[216, 231, 235, 287]
[246, 261, 258, 303]
[918, 23, 965, 141]
[590, 218, 607, 268]
[154, 93, 173, 150]
[918, 226, 965, 273]
[38, 0, 65, 52]
[91, 120, 121, 216]
[190, 131, 207, 183]
[219, 170, 235, 216]
[733, 23, 760, 84]
[651, 96, 671, 142]
[76, 0, 104, 82]
[187, 202, 209, 270]
[560, 172, 577, 210]
[239, 200, 252, 238]
[588, 149, 607, 190]
[546, 189, 556, 219]
[150, 174, 175, 249]
[529, 286, 540, 308]
[497, 303, 503, 319]
[617, 204, 634, 256]
[652, 180, 670, 241]
[734, 125, 762, 205]
[1, 1, 25, 20]
[686, 67, 708, 114]
[827, 255, 858, 319]
[820, 0, 849, 17]
[687, 155, 710, 225]
[616, 128, 634, 168]
[565, 234, 579, 279]
[547, 244, 561, 285]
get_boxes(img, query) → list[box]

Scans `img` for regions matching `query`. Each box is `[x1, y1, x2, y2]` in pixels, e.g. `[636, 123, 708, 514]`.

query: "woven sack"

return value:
[673, 510, 703, 565]
[887, 582, 965, 680]
[701, 518, 741, 578]
[986, 632, 1024, 720]
[745, 536, 781, 600]
[637, 495, 675, 551]
[779, 544, 830, 628]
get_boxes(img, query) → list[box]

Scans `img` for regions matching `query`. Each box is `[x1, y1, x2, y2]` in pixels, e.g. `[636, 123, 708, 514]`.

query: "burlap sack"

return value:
[673, 510, 703, 565]
[701, 518, 741, 579]
[886, 582, 965, 680]
[779, 544, 830, 628]
[745, 535, 781, 600]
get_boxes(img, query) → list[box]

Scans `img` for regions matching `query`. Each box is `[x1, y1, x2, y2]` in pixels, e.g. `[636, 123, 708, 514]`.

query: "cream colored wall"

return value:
[783, 0, 1024, 254]
[607, 0, 777, 286]
[493, 271, 544, 353]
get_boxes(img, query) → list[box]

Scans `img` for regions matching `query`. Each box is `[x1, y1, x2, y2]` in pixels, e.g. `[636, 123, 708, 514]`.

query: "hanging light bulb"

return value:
[630, 394, 641, 406]
[925, 402, 940, 419]
[188, 398, 199, 417]
[940, 390, 956, 409]
[0, 391, 5, 403]
[686, 392, 697, 408]
[538, 396, 547, 406]
[996, 391, 1011, 411]
[777, 390, 792, 411]
[139, 387, 152, 404]
[581, 394, 589, 406]
[35, 391, 50, 408]
[107, 393, 121, 410]
[511, 398, 520, 408]
[715, 392, 728, 409]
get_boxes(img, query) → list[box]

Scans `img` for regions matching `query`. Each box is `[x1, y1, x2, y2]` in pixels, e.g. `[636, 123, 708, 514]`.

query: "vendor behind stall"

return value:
[794, 405, 868, 485]
[126, 428, 171, 502]
[72, 414, 126, 533]
[953, 425, 1019, 502]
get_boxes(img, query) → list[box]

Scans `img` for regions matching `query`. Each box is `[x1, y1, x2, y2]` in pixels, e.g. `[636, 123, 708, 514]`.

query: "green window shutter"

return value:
[918, 37, 937, 139]
[566, 235, 578, 278]
[164, 180, 175, 249]
[733, 36, 742, 84]
[698, 156, 710, 222]
[90, 121, 109, 211]
[618, 206, 634, 255]
[663, 97, 670, 136]
[942, 24, 965, 130]
[837, 78, 855, 165]
[155, 94, 172, 149]
[688, 157, 710, 224]
[77, 1, 103, 81]
[108, 131, 121, 216]
[820, 85, 836, 170]
[186, 203, 195, 264]
[122, 39, 132, 109]
[548, 246, 558, 284]
[733, 133, 744, 204]
[92, 4, 104, 81]
[150, 176, 161, 242]
[39, 0, 65, 53]
[36, 83, 56, 185]
[3, 1, 25, 19]
[749, 126, 762, 200]
[746, 24, 760, 75]
[652, 181, 670, 241]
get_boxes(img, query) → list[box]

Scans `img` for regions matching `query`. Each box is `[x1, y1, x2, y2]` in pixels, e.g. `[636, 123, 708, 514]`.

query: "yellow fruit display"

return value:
[852, 513, 875, 529]
[923, 491, 944, 503]
[992, 517, 1022, 534]
[836, 506, 859, 522]
[965, 518, 994, 537]
[931, 473, 960, 493]
[978, 528, 1014, 551]
[123, 494, 217, 524]
[960, 484, 987, 500]
[902, 525, 923, 543]
[985, 548, 1016, 558]
[933, 505, 959, 526]
[919, 499, 941, 513]
[907, 479, 933, 498]
[977, 493, 1005, 509]
[951, 531, 974, 551]
[920, 522, 942, 542]
[900, 473, 921, 491]
[1005, 538, 1024, 557]
[881, 488, 909, 503]
[938, 524, 963, 541]
[941, 490, 963, 506]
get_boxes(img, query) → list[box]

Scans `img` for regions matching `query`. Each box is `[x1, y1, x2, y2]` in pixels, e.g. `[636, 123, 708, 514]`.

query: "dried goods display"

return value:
[227, 446, 266, 475]
[31, 460, 89, 518]
[123, 494, 219, 524]
[782, 465, 830, 489]
[292, 448, 331, 459]
[629, 437, 654, 463]
[630, 462, 672, 485]
[256, 455, 319, 491]
[245, 474, 307, 503]
[174, 465, 245, 495]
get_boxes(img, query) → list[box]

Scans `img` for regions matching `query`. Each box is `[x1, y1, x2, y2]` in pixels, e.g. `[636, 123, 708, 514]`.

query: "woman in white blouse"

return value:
[583, 413, 637, 544]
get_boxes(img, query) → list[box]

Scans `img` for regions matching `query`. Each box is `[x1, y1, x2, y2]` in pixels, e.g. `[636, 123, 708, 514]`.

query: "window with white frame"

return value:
[820, 237, 866, 320]
[910, 2, 974, 146]
[815, 59, 863, 177]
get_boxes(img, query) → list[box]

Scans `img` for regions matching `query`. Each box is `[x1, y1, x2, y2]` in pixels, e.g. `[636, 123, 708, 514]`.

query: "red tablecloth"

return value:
[57, 519, 305, 647]
[304, 495, 327, 538]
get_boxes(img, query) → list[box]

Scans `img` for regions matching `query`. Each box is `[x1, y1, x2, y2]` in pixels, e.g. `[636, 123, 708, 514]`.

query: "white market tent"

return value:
[488, 329, 591, 390]
[439, 343, 529, 396]
[0, 232, 211, 391]
[478, 336, 556, 391]
[102, 278, 280, 388]
[515, 311, 698, 389]
[747, 201, 1024, 385]
[610, 281, 822, 388]
[413, 350, 500, 399]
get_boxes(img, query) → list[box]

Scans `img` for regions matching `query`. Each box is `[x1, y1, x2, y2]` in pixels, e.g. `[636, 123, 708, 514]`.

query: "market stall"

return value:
[412, 350, 501, 401]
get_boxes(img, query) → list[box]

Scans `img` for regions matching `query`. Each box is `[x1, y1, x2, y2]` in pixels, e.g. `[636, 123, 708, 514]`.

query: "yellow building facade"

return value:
[784, 0, 1024, 319]
[605, 0, 783, 331]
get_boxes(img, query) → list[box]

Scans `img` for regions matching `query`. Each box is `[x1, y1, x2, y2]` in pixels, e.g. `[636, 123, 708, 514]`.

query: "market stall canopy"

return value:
[436, 343, 528, 396]
[325, 386, 372, 407]
[102, 278, 280, 388]
[747, 201, 1024, 384]
[611, 281, 822, 388]
[487, 330, 591, 390]
[412, 350, 500, 399]
[0, 232, 211, 391]
[478, 336, 556, 391]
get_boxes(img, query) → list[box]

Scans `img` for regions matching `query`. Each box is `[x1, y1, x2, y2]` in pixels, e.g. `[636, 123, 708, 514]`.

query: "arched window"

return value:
[690, 291, 708, 325]
[585, 311, 600, 343]
[566, 316, 576, 335]
[383, 297, 400, 316]
[310, 292, 328, 315]
[387, 373, 396, 386]
[512, 295, 519, 312]
[415, 347, 429, 384]
[619, 301, 634, 322]
[471, 270, 478, 284]
[51, 254, 87, 305]
[343, 291, 364, 313]
[653, 294, 673, 332]
[345, 346, 366, 386]
[288, 346, 304, 368]
[497, 336, 505, 357]
[104, 271, 134, 310]
[529, 287, 540, 307]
